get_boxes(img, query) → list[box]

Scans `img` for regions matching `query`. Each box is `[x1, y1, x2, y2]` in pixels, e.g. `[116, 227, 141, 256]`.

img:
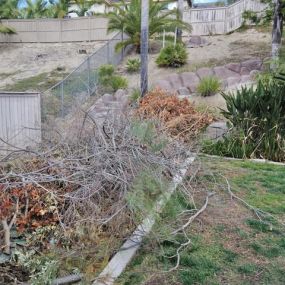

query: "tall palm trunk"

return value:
[177, 0, 184, 41]
[140, 0, 149, 97]
[272, 0, 283, 63]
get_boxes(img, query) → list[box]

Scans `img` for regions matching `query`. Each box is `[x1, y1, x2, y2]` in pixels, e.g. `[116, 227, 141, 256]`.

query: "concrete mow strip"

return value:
[93, 154, 196, 285]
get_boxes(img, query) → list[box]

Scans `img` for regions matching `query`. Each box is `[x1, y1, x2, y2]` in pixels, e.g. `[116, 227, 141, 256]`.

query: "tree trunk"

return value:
[140, 0, 149, 97]
[272, 0, 283, 63]
[177, 0, 184, 41]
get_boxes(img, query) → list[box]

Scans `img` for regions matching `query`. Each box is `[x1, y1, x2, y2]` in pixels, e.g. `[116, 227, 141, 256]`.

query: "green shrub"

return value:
[98, 64, 115, 78]
[126, 58, 140, 73]
[98, 64, 115, 86]
[110, 75, 128, 91]
[197, 76, 221, 96]
[156, 44, 188, 68]
[242, 10, 261, 25]
[203, 80, 285, 162]
[129, 88, 141, 102]
[98, 64, 128, 91]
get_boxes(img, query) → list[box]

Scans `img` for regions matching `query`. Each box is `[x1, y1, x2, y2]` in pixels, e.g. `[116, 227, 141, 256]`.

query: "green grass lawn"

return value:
[117, 157, 285, 285]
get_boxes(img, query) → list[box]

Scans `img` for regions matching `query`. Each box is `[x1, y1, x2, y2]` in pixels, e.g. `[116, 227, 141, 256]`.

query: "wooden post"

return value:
[140, 0, 149, 97]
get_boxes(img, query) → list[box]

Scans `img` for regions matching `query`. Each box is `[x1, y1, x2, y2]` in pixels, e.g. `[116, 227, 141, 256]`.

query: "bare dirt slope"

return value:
[0, 41, 105, 89]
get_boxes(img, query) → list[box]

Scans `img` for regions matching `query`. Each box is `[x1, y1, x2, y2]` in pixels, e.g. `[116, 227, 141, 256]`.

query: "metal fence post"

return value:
[87, 56, 91, 96]
[60, 82, 64, 117]
[107, 41, 110, 64]
[121, 31, 124, 61]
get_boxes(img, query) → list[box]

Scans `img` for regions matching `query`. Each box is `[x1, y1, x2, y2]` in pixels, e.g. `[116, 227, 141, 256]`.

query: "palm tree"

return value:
[47, 0, 70, 18]
[23, 0, 49, 19]
[69, 0, 99, 17]
[0, 0, 22, 19]
[107, 0, 192, 52]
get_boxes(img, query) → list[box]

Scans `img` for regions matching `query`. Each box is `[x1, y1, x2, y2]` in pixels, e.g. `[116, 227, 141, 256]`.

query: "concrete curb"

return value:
[93, 154, 196, 285]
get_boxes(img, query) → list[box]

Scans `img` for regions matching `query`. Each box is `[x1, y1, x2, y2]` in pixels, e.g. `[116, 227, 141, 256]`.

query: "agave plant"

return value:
[107, 0, 192, 52]
[221, 80, 285, 161]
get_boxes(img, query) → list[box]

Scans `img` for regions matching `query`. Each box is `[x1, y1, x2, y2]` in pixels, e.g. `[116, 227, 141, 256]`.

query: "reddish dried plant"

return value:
[138, 89, 213, 141]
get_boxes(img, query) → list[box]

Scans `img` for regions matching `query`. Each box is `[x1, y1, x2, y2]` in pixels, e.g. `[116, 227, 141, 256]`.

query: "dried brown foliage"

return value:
[138, 89, 214, 142]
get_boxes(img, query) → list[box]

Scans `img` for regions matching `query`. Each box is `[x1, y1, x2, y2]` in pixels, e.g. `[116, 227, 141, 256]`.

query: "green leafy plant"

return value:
[203, 80, 285, 161]
[129, 88, 141, 102]
[98, 64, 127, 91]
[109, 75, 128, 91]
[197, 76, 221, 96]
[15, 250, 59, 285]
[242, 10, 261, 25]
[156, 44, 188, 68]
[126, 58, 140, 73]
[107, 0, 192, 52]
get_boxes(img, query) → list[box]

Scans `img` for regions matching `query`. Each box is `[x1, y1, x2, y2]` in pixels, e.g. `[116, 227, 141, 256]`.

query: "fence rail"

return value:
[42, 32, 130, 119]
[0, 92, 41, 154]
[185, 0, 267, 35]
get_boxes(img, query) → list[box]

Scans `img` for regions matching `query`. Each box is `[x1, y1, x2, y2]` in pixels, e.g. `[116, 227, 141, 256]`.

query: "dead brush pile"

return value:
[0, 111, 188, 279]
[138, 89, 214, 142]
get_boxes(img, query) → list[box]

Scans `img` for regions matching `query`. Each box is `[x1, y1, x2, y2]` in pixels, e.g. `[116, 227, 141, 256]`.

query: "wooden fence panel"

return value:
[0, 92, 41, 154]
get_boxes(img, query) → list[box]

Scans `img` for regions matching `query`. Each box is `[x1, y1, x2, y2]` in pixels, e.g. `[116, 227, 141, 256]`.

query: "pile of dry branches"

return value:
[0, 110, 188, 255]
[137, 89, 214, 142]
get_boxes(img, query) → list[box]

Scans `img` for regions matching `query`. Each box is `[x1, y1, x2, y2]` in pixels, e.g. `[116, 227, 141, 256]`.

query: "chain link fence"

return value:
[42, 32, 130, 120]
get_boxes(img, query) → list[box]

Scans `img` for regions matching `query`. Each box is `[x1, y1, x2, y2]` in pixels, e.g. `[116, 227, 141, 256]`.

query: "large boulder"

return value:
[196, 67, 214, 79]
[213, 66, 240, 80]
[241, 58, 262, 71]
[240, 67, 250, 76]
[187, 36, 210, 48]
[204, 121, 228, 140]
[154, 79, 173, 91]
[166, 73, 183, 90]
[225, 62, 241, 74]
[180, 72, 200, 86]
[180, 72, 200, 93]
[241, 74, 251, 83]
[227, 76, 241, 86]
[177, 87, 190, 96]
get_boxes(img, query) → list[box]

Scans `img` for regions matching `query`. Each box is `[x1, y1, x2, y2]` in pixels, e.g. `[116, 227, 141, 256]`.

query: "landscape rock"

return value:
[187, 36, 210, 48]
[213, 66, 240, 80]
[241, 74, 251, 83]
[186, 83, 199, 93]
[241, 58, 262, 71]
[177, 87, 190, 96]
[166, 73, 183, 89]
[250, 69, 259, 80]
[205, 121, 228, 140]
[240, 67, 250, 75]
[180, 72, 200, 87]
[227, 76, 241, 86]
[102, 93, 114, 103]
[196, 67, 214, 79]
[155, 80, 173, 91]
[225, 62, 241, 74]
